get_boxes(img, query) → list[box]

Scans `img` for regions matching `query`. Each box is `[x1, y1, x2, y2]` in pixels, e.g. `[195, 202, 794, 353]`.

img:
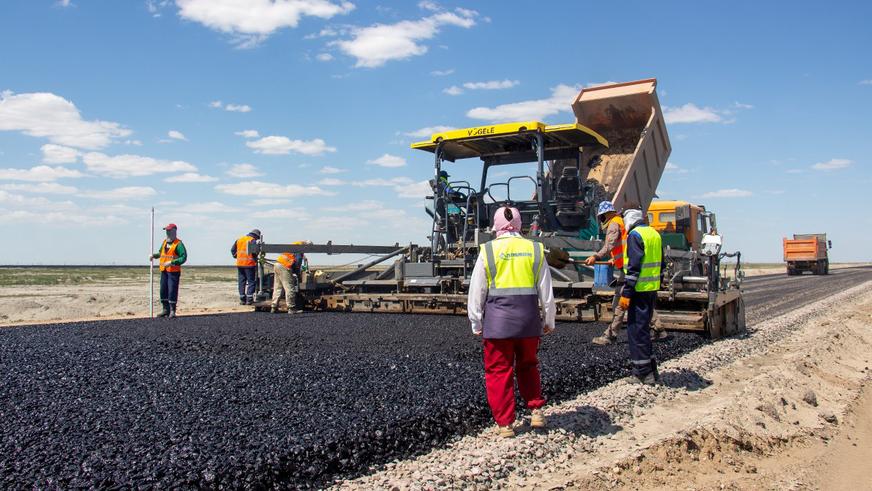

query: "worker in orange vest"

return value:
[231, 229, 261, 305]
[587, 202, 669, 345]
[270, 240, 310, 314]
[149, 223, 187, 318]
[587, 201, 627, 344]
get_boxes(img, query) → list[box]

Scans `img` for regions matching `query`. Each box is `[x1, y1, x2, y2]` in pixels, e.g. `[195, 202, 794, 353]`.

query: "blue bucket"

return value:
[593, 264, 614, 287]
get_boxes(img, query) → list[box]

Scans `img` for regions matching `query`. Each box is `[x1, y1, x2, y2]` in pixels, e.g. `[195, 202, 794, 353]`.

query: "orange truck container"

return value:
[783, 234, 831, 275]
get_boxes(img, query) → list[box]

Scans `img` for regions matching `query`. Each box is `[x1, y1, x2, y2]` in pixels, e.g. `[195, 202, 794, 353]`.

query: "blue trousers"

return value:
[237, 267, 257, 300]
[627, 291, 657, 377]
[160, 271, 181, 305]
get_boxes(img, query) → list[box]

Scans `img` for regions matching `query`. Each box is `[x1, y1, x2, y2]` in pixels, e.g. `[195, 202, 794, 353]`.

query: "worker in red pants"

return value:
[468, 206, 556, 438]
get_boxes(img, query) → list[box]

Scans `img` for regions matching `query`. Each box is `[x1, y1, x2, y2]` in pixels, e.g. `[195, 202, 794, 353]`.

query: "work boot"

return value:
[592, 334, 616, 346]
[168, 305, 177, 319]
[530, 409, 546, 429]
[270, 305, 278, 313]
[239, 297, 247, 305]
[157, 302, 170, 318]
[246, 296, 254, 305]
[625, 373, 659, 386]
[497, 425, 515, 439]
[651, 330, 672, 342]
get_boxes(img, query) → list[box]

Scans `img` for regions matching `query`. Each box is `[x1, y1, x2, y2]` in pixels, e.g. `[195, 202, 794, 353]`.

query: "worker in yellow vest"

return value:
[231, 229, 260, 305]
[270, 240, 310, 314]
[149, 223, 187, 318]
[619, 207, 664, 385]
[468, 207, 556, 438]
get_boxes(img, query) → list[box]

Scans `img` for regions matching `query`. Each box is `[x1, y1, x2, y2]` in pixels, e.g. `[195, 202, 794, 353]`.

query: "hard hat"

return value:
[438, 170, 449, 178]
[251, 229, 261, 237]
[596, 201, 616, 217]
[163, 223, 177, 230]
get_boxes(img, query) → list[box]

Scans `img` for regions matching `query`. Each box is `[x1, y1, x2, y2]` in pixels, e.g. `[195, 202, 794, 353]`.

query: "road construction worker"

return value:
[468, 206, 556, 438]
[270, 240, 310, 314]
[231, 229, 260, 305]
[150, 223, 187, 318]
[588, 202, 670, 345]
[620, 206, 664, 385]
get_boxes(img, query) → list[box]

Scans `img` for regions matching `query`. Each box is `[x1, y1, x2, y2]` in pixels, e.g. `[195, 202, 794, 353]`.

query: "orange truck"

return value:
[783, 234, 831, 275]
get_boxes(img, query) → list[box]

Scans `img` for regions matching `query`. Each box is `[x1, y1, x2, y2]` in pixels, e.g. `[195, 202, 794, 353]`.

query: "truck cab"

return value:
[647, 200, 713, 251]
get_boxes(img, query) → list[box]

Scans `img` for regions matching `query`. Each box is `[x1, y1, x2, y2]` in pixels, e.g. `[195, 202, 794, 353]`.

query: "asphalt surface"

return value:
[1, 266, 870, 488]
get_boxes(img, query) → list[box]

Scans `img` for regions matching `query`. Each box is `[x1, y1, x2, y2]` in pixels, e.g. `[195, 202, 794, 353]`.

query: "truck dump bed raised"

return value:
[571, 79, 671, 211]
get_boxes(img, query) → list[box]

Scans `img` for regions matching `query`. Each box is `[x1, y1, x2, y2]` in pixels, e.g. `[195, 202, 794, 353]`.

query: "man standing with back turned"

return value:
[150, 223, 187, 318]
[232, 229, 261, 305]
[468, 206, 556, 438]
[619, 206, 663, 385]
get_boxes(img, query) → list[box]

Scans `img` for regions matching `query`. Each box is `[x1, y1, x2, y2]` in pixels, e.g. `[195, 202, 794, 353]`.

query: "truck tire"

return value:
[824, 260, 830, 275]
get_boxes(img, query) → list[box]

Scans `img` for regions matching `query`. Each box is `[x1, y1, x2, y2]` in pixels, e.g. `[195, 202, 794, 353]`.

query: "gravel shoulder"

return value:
[336, 281, 872, 490]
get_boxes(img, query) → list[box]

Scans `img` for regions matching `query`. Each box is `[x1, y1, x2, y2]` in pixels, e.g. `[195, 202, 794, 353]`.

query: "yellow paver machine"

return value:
[251, 79, 745, 338]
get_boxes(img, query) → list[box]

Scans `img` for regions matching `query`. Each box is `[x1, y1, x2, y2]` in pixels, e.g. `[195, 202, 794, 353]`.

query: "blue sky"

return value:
[1, 0, 870, 264]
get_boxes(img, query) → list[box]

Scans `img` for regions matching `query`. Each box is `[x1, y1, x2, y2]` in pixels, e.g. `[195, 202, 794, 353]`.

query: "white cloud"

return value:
[317, 177, 347, 186]
[466, 84, 578, 121]
[225, 103, 252, 112]
[665, 162, 689, 174]
[164, 172, 219, 183]
[430, 68, 454, 76]
[41, 144, 80, 164]
[211, 101, 253, 112]
[0, 165, 84, 182]
[786, 168, 805, 174]
[699, 189, 752, 199]
[367, 153, 406, 168]
[316, 52, 334, 61]
[215, 180, 333, 198]
[57, 0, 72, 6]
[418, 0, 440, 11]
[252, 208, 311, 219]
[331, 9, 477, 68]
[0, 182, 78, 194]
[462, 79, 518, 90]
[404, 125, 455, 138]
[80, 186, 157, 200]
[733, 101, 754, 110]
[168, 130, 188, 141]
[351, 176, 430, 199]
[319, 165, 346, 174]
[663, 103, 722, 124]
[235, 129, 260, 138]
[248, 198, 291, 206]
[811, 158, 852, 171]
[859, 80, 872, 85]
[226, 163, 263, 178]
[443, 85, 464, 96]
[124, 139, 143, 146]
[0, 90, 130, 149]
[176, 0, 355, 47]
[186, 201, 239, 213]
[81, 152, 197, 178]
[246, 135, 336, 155]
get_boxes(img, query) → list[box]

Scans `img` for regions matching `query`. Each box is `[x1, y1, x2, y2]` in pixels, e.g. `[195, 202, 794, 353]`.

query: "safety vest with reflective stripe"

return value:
[623, 225, 662, 292]
[606, 215, 627, 269]
[276, 252, 296, 270]
[480, 235, 544, 339]
[236, 236, 256, 267]
[160, 239, 181, 273]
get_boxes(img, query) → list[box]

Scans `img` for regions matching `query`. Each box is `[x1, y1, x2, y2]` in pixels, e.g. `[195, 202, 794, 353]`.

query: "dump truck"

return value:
[783, 234, 831, 275]
[249, 78, 745, 338]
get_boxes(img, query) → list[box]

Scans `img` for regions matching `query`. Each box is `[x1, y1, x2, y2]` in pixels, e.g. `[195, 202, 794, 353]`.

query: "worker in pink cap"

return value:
[467, 206, 556, 438]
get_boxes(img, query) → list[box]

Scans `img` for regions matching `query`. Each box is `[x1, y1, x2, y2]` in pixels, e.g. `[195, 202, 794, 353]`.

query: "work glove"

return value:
[618, 296, 631, 311]
[584, 256, 597, 266]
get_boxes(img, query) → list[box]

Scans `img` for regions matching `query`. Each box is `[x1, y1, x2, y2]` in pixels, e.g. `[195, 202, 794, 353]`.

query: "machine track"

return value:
[1, 267, 870, 488]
